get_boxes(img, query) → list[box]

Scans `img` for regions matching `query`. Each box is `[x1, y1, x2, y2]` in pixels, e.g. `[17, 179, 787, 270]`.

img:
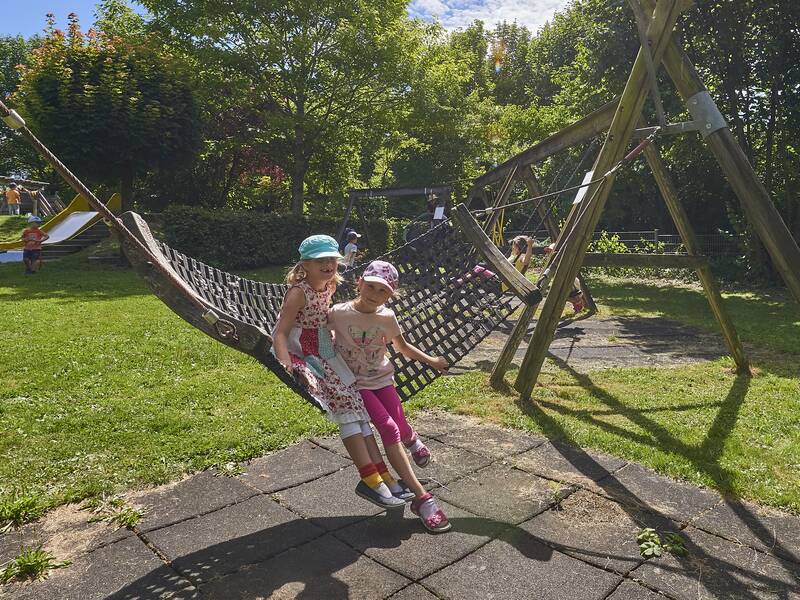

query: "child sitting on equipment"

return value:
[21, 215, 49, 275]
[329, 260, 452, 533]
[272, 235, 406, 510]
[342, 230, 361, 268]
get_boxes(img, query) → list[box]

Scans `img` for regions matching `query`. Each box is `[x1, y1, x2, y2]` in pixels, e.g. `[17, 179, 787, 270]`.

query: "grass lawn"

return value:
[1, 254, 798, 518]
[0, 215, 31, 244]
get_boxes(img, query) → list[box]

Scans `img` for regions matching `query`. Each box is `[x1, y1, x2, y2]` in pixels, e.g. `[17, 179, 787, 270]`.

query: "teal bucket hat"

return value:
[299, 234, 343, 260]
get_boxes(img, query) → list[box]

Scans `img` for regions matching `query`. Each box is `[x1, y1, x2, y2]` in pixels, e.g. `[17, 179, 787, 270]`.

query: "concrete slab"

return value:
[145, 495, 323, 583]
[407, 410, 478, 439]
[238, 440, 350, 493]
[0, 503, 133, 566]
[436, 420, 545, 459]
[599, 463, 721, 522]
[605, 580, 665, 600]
[691, 498, 800, 565]
[409, 438, 493, 487]
[334, 499, 506, 581]
[421, 531, 622, 600]
[388, 583, 441, 600]
[311, 434, 351, 459]
[632, 525, 800, 599]
[435, 463, 571, 524]
[1, 537, 196, 600]
[129, 470, 257, 533]
[520, 489, 677, 575]
[511, 440, 627, 488]
[274, 465, 386, 531]
[199, 534, 410, 600]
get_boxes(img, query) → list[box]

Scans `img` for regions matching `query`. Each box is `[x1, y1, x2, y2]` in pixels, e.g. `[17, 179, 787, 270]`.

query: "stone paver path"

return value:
[1, 411, 798, 600]
[453, 314, 727, 373]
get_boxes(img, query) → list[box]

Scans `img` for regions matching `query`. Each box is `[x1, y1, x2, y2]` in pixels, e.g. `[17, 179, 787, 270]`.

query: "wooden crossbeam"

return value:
[581, 253, 706, 268]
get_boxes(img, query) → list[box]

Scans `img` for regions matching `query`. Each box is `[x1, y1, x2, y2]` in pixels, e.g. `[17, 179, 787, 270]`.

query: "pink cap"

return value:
[362, 260, 399, 292]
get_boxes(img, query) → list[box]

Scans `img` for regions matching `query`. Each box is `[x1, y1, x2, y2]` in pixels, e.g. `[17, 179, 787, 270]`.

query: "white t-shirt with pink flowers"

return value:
[329, 301, 402, 390]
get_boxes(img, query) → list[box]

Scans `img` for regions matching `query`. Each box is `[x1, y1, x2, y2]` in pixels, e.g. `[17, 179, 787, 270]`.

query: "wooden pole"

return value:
[337, 191, 357, 242]
[483, 165, 518, 234]
[490, 302, 538, 388]
[643, 143, 748, 371]
[514, 0, 685, 399]
[520, 167, 598, 313]
[639, 0, 800, 303]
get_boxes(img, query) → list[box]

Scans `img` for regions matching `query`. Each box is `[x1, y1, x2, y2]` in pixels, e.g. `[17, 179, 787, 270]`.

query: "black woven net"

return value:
[155, 221, 516, 404]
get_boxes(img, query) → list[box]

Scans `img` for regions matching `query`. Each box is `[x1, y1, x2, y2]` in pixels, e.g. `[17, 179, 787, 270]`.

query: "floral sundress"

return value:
[281, 280, 369, 425]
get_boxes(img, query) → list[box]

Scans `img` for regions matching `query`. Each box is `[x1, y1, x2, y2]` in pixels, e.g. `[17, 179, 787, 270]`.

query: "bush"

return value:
[162, 206, 391, 270]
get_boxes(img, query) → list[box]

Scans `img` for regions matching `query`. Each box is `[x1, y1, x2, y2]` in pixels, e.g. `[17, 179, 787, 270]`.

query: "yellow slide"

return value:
[0, 192, 121, 251]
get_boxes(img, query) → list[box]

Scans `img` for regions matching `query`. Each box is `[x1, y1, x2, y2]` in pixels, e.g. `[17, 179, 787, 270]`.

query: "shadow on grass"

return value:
[516, 352, 799, 570]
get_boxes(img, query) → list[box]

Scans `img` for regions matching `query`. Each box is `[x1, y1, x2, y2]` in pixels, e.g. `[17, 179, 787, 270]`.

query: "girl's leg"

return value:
[373, 385, 431, 467]
[340, 422, 400, 506]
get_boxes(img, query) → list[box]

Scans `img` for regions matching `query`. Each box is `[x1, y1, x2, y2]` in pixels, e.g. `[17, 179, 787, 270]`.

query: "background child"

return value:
[5, 182, 22, 215]
[342, 230, 361, 268]
[272, 235, 405, 510]
[329, 260, 452, 533]
[542, 243, 585, 312]
[21, 215, 48, 274]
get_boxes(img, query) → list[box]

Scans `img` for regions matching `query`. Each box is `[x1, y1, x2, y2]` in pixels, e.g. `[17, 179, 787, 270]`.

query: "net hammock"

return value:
[120, 212, 518, 413]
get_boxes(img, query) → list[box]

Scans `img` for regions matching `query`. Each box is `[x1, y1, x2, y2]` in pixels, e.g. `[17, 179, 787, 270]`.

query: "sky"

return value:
[2, 0, 570, 38]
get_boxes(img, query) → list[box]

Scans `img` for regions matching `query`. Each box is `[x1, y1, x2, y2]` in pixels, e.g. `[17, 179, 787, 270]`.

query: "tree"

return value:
[141, 0, 417, 216]
[12, 5, 201, 211]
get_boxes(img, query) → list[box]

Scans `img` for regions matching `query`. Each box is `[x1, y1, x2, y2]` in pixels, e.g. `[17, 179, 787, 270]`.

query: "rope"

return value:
[0, 99, 238, 340]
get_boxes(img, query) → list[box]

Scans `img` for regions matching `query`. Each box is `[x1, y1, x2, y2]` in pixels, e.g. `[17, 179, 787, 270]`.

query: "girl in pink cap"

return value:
[329, 260, 452, 533]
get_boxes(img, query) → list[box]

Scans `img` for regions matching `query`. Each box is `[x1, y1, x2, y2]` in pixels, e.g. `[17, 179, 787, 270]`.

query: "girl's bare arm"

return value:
[272, 287, 305, 369]
[391, 333, 448, 371]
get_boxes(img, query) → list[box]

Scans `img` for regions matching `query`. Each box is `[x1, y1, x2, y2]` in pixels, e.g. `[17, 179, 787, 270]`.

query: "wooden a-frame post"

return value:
[515, 0, 686, 398]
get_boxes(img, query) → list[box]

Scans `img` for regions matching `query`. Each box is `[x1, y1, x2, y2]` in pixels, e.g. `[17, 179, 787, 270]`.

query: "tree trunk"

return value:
[120, 166, 135, 213]
[291, 157, 307, 217]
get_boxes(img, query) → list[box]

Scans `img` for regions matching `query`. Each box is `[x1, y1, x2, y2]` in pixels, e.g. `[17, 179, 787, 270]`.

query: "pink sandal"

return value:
[411, 493, 451, 533]
[404, 436, 431, 468]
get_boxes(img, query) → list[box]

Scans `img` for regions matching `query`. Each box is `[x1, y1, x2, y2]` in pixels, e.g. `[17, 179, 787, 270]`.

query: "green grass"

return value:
[1, 252, 798, 518]
[0, 215, 30, 243]
[0, 546, 70, 583]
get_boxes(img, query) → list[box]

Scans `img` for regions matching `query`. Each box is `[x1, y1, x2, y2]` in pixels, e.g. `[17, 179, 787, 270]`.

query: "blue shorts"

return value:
[23, 249, 42, 261]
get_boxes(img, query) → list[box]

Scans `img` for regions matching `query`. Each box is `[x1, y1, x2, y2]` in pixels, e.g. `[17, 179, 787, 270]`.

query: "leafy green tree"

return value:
[142, 0, 417, 216]
[12, 5, 201, 211]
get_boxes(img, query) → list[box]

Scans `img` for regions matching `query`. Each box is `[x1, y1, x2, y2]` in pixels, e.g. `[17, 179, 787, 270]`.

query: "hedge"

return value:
[162, 205, 392, 270]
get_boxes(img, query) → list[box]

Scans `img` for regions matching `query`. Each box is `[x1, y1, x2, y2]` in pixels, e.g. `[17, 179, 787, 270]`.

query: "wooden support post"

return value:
[514, 0, 685, 399]
[643, 143, 748, 371]
[520, 167, 598, 313]
[639, 0, 800, 303]
[483, 165, 518, 234]
[337, 191, 357, 242]
[490, 302, 539, 388]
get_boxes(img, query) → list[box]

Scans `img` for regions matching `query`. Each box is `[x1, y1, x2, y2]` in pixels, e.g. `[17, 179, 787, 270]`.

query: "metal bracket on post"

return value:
[686, 91, 727, 138]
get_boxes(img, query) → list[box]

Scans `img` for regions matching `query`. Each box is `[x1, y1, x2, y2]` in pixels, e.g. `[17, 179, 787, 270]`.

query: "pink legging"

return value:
[359, 385, 415, 447]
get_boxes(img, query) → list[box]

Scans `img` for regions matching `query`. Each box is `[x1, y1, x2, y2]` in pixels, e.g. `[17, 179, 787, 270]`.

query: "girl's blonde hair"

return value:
[286, 260, 344, 288]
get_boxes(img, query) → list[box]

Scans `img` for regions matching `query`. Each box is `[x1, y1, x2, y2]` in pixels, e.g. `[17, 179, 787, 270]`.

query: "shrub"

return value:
[162, 206, 391, 270]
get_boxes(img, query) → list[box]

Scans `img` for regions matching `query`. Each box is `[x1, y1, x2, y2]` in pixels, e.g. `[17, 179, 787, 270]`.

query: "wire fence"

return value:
[505, 228, 744, 257]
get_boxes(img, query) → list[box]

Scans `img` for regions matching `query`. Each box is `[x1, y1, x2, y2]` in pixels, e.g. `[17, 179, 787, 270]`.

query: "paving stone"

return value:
[599, 463, 721, 522]
[129, 470, 257, 533]
[632, 525, 800, 599]
[408, 410, 475, 439]
[0, 503, 133, 566]
[1, 536, 197, 600]
[334, 499, 506, 580]
[436, 463, 571, 524]
[146, 495, 323, 583]
[311, 434, 351, 458]
[605, 580, 665, 599]
[199, 534, 409, 600]
[511, 440, 627, 488]
[520, 489, 677, 575]
[238, 440, 350, 493]
[691, 498, 800, 564]
[421, 531, 622, 600]
[411, 438, 493, 487]
[437, 421, 545, 459]
[274, 465, 385, 531]
[388, 583, 441, 600]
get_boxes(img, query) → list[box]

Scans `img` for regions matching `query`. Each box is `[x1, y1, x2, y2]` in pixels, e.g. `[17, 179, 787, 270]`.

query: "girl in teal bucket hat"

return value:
[272, 234, 408, 510]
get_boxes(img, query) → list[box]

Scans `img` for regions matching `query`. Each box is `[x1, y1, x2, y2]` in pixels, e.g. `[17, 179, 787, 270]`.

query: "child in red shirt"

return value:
[21, 216, 49, 274]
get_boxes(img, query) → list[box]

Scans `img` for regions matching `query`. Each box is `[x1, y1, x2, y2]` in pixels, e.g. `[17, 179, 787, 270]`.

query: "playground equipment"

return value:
[0, 193, 120, 263]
